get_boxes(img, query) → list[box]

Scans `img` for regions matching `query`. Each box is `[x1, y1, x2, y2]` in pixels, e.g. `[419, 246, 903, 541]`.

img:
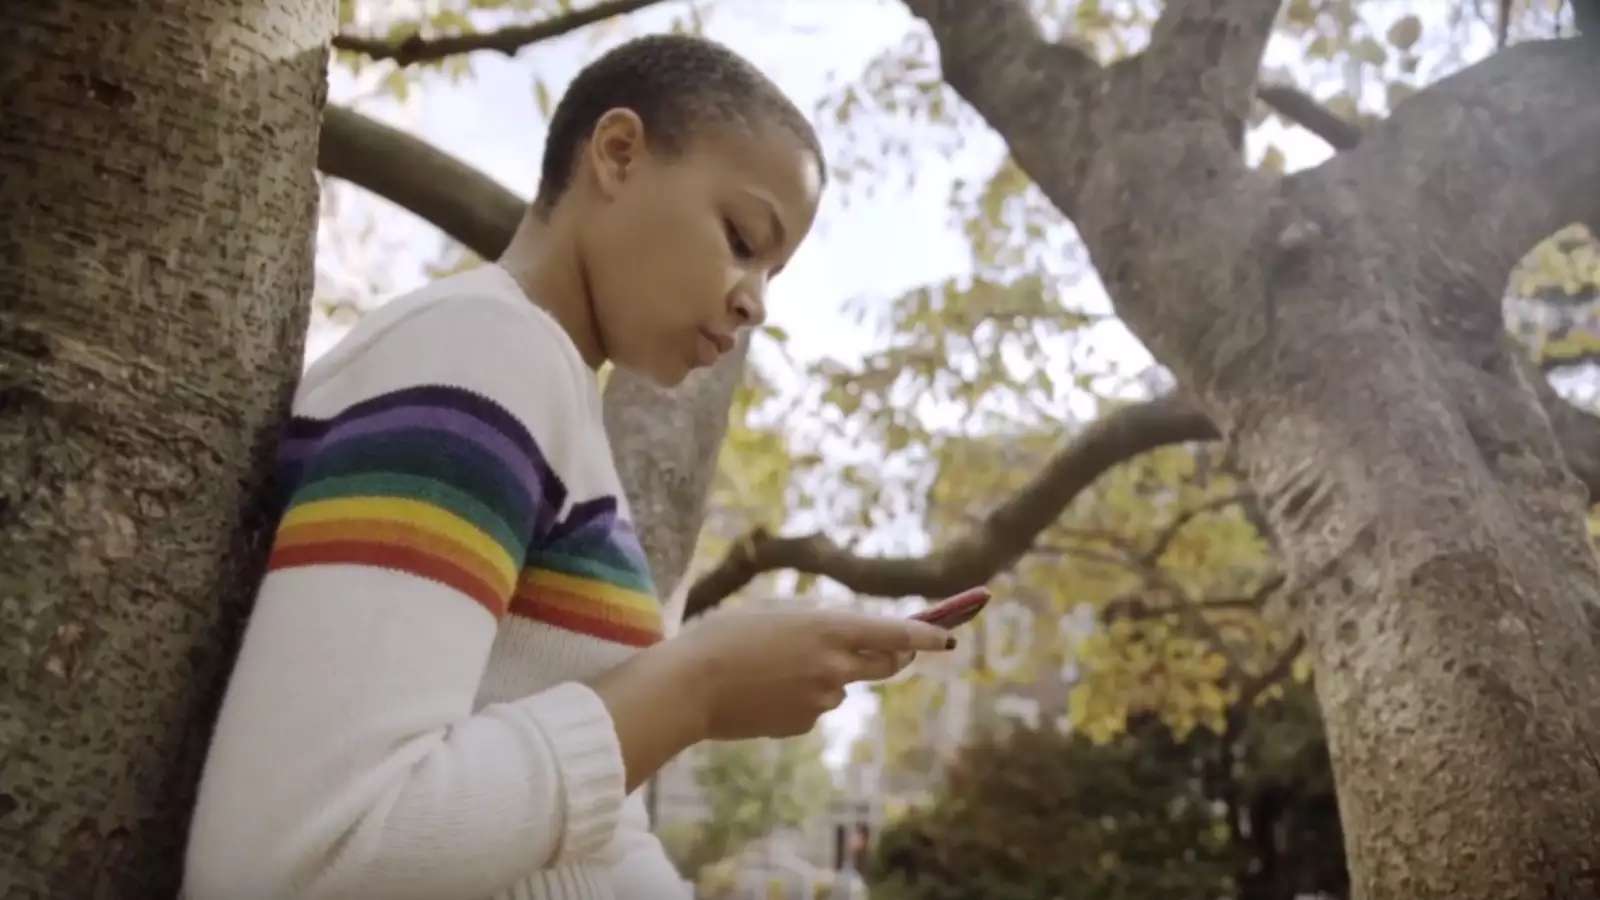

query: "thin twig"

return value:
[1256, 84, 1363, 150]
[333, 0, 669, 66]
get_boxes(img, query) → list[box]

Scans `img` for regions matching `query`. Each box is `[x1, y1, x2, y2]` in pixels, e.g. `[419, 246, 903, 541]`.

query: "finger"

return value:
[847, 649, 903, 683]
[823, 611, 955, 653]
[818, 684, 848, 712]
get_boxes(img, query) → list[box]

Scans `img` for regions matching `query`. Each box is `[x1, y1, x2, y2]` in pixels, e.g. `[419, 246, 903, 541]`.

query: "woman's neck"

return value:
[496, 210, 605, 369]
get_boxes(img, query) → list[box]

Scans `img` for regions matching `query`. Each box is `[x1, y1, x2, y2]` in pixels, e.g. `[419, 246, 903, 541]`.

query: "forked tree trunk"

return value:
[1210, 229, 1600, 899]
[910, 3, 1600, 894]
[1083, 50, 1600, 900]
[0, 2, 334, 895]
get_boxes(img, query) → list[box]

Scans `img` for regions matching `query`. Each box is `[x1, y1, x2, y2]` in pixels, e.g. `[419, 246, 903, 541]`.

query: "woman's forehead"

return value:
[688, 124, 821, 201]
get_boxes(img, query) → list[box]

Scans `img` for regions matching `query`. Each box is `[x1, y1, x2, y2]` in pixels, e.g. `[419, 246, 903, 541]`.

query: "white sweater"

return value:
[184, 265, 692, 899]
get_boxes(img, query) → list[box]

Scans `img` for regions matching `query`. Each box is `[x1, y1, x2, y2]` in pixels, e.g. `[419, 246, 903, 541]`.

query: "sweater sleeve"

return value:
[603, 792, 695, 899]
[183, 293, 625, 900]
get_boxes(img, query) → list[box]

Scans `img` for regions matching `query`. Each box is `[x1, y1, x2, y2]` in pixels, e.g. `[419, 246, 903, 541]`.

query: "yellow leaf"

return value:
[1292, 653, 1314, 683]
[1353, 37, 1388, 66]
[534, 80, 553, 119]
[1260, 145, 1287, 175]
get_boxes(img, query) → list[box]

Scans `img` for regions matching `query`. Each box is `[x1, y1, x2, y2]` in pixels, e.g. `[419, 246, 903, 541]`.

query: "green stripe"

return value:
[299, 429, 534, 536]
[527, 549, 655, 594]
[290, 471, 525, 563]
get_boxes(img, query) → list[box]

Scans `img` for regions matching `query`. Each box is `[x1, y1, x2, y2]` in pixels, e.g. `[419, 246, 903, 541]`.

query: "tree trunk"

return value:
[0, 2, 333, 895]
[1084, 53, 1600, 900]
[604, 341, 749, 613]
[909, 3, 1600, 894]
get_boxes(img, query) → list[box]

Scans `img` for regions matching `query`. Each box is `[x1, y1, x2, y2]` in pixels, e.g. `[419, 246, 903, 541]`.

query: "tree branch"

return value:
[332, 0, 668, 66]
[318, 104, 523, 260]
[680, 348, 1600, 621]
[1256, 83, 1362, 150]
[1542, 349, 1600, 374]
[1147, 0, 1284, 140]
[1332, 39, 1600, 297]
[1236, 635, 1306, 711]
[683, 392, 1219, 617]
[1226, 634, 1306, 739]
[903, 0, 1103, 220]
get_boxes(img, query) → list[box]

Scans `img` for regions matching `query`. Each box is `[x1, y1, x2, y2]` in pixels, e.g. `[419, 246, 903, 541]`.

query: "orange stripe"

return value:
[510, 589, 661, 647]
[276, 517, 512, 599]
[269, 540, 507, 618]
[511, 582, 660, 631]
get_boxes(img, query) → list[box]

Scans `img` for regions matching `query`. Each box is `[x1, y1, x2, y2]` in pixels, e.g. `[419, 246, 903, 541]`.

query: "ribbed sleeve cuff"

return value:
[521, 681, 626, 865]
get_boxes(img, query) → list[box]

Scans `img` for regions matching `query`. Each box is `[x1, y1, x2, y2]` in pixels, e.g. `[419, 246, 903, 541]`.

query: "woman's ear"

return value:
[586, 107, 646, 200]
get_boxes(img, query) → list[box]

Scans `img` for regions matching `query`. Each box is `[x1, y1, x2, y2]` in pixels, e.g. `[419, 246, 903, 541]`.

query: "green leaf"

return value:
[381, 68, 410, 103]
[534, 79, 553, 119]
[1259, 145, 1287, 175]
[428, 9, 474, 34]
[1326, 93, 1359, 120]
[1284, 0, 1317, 27]
[1353, 37, 1388, 66]
[1386, 14, 1422, 50]
[886, 423, 911, 452]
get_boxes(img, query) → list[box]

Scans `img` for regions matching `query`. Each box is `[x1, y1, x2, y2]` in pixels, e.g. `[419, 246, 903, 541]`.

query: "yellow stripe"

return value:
[282, 496, 517, 587]
[521, 568, 660, 618]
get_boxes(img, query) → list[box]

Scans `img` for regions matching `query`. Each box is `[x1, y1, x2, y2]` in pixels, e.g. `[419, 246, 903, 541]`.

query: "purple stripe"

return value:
[546, 496, 617, 544]
[308, 404, 551, 508]
[544, 500, 649, 570]
[280, 435, 316, 465]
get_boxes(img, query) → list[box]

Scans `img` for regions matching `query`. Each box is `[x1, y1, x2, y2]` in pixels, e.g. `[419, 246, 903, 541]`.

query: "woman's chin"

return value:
[613, 356, 693, 389]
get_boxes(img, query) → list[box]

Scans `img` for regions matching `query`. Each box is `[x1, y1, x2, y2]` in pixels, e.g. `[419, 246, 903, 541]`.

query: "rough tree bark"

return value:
[903, 1, 1600, 897]
[0, 1, 335, 896]
[602, 342, 748, 603]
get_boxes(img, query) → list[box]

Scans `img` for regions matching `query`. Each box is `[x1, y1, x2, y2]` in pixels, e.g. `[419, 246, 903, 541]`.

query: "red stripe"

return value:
[276, 518, 509, 600]
[269, 541, 507, 618]
[508, 594, 661, 647]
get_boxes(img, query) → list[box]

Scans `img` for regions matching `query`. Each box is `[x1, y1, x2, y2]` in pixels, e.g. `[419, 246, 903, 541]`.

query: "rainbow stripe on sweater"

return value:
[512, 497, 662, 646]
[270, 385, 559, 617]
[267, 384, 661, 644]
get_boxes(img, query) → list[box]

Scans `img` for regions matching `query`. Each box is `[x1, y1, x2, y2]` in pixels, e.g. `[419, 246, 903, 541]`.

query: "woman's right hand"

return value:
[676, 609, 955, 741]
[591, 608, 953, 791]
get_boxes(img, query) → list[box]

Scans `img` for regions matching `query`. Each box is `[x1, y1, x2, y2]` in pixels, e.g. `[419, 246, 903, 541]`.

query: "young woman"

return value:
[184, 33, 955, 900]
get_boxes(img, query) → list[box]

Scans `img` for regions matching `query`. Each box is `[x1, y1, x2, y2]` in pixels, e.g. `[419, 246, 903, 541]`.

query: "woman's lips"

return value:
[697, 328, 733, 365]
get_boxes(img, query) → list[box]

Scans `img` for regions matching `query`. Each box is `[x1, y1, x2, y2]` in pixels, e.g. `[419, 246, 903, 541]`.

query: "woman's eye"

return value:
[724, 218, 753, 260]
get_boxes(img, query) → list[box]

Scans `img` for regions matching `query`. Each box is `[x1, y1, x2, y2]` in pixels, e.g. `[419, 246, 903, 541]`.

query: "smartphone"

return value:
[910, 586, 991, 629]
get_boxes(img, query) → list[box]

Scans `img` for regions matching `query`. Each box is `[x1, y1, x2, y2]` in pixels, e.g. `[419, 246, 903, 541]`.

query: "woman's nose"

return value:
[732, 284, 766, 327]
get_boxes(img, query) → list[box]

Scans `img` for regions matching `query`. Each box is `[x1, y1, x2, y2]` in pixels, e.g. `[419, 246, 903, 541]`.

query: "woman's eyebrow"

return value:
[742, 188, 786, 247]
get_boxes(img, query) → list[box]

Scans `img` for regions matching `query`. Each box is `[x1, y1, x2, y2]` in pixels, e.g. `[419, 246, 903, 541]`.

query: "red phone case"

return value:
[911, 587, 991, 629]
